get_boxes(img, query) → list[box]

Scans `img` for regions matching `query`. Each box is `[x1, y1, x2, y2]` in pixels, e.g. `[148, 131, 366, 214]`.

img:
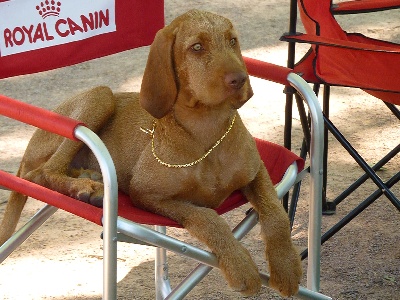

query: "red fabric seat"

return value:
[0, 133, 304, 228]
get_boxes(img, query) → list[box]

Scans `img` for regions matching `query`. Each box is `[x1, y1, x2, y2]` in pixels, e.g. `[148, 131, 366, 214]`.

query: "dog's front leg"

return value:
[241, 166, 302, 297]
[139, 199, 262, 296]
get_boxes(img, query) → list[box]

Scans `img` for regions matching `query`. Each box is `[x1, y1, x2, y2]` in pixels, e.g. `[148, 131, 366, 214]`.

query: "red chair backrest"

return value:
[298, 0, 347, 40]
[297, 0, 400, 102]
[0, 0, 164, 79]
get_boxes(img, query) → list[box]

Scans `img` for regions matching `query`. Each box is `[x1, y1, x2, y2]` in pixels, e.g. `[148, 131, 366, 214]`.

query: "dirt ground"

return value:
[0, 1, 399, 299]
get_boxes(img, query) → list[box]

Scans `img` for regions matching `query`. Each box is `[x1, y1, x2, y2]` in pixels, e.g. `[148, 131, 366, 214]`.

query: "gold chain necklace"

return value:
[141, 114, 236, 168]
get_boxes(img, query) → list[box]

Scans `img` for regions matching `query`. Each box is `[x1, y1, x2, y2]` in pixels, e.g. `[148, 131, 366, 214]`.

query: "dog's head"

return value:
[140, 10, 253, 119]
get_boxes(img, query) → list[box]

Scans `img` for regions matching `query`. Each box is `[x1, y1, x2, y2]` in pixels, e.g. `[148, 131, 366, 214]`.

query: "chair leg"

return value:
[321, 85, 336, 215]
[155, 226, 172, 300]
[0, 204, 58, 263]
[288, 85, 335, 226]
[384, 102, 400, 119]
[165, 264, 213, 300]
[283, 0, 299, 213]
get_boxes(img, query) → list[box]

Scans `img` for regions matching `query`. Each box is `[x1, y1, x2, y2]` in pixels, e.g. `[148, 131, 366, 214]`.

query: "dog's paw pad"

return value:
[267, 245, 302, 297]
[269, 275, 300, 297]
[70, 179, 104, 206]
[226, 265, 261, 296]
[219, 245, 261, 296]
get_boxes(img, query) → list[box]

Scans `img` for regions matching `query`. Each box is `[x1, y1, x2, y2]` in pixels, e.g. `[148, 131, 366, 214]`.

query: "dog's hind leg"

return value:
[22, 87, 117, 206]
[22, 138, 106, 206]
[0, 87, 116, 244]
[0, 190, 28, 245]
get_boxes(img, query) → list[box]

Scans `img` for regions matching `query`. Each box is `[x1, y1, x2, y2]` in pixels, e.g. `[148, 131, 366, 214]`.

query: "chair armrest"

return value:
[332, 0, 400, 15]
[243, 56, 292, 85]
[0, 94, 84, 140]
[281, 33, 400, 53]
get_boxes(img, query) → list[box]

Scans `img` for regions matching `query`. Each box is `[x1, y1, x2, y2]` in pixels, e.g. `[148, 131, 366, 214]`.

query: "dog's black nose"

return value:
[225, 72, 247, 90]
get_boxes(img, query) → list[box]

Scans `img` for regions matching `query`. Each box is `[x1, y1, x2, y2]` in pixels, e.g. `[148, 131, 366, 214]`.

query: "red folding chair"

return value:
[281, 0, 400, 262]
[0, 1, 329, 299]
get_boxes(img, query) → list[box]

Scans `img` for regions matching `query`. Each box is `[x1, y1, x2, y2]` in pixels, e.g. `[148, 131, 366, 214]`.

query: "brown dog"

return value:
[0, 10, 302, 297]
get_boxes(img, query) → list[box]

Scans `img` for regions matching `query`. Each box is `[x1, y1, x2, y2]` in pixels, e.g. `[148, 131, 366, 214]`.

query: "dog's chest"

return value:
[129, 116, 262, 208]
[157, 145, 260, 208]
[184, 166, 253, 207]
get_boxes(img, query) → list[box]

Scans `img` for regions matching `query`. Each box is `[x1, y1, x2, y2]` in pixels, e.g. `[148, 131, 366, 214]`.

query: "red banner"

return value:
[0, 0, 164, 79]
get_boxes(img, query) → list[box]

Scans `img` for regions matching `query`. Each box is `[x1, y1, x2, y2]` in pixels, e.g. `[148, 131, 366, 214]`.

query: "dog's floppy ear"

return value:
[140, 26, 178, 119]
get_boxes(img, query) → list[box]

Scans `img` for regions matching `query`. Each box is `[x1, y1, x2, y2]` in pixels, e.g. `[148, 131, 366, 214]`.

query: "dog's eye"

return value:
[191, 43, 204, 52]
[229, 38, 237, 47]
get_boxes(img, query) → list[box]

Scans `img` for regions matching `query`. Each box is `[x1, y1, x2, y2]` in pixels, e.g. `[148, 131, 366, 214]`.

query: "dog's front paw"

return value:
[218, 244, 261, 296]
[267, 243, 302, 297]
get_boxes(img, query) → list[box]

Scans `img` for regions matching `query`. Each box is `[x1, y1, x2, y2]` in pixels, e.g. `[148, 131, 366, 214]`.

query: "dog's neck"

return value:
[170, 102, 235, 144]
[152, 102, 236, 163]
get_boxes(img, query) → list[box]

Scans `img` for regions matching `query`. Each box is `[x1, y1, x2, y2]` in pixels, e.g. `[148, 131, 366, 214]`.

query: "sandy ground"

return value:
[0, 1, 399, 299]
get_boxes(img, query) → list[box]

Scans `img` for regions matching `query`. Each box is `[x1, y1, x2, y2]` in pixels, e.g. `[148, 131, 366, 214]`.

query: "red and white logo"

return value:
[36, 1, 62, 19]
[0, 0, 116, 57]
